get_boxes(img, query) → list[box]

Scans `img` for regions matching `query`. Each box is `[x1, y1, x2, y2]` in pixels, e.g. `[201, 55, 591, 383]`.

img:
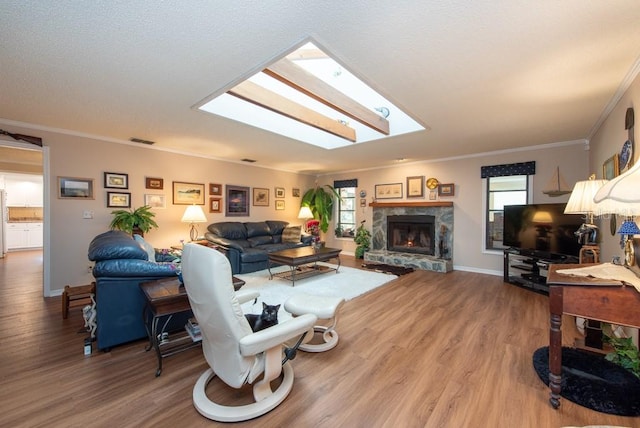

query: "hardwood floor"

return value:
[0, 250, 637, 427]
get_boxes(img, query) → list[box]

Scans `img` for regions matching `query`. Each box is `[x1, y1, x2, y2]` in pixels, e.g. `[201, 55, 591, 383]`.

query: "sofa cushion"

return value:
[133, 234, 156, 262]
[239, 247, 270, 263]
[245, 221, 271, 238]
[282, 225, 302, 243]
[266, 220, 288, 236]
[208, 222, 248, 240]
[248, 235, 273, 247]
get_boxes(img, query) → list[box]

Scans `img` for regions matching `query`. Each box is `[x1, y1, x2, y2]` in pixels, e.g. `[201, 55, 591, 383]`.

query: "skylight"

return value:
[197, 41, 425, 150]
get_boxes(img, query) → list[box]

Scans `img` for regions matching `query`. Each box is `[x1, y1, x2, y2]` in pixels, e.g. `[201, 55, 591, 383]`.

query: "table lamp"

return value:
[298, 206, 313, 232]
[564, 175, 608, 245]
[181, 204, 207, 241]
[594, 160, 640, 266]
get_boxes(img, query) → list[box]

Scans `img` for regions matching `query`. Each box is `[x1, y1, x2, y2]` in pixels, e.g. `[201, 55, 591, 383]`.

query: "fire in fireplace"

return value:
[387, 215, 435, 255]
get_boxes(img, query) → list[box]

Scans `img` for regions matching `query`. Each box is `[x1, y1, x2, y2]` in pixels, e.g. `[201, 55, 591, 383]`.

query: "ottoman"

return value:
[284, 293, 345, 352]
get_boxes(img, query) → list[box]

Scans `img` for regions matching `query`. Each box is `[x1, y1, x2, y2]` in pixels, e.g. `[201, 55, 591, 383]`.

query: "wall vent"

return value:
[130, 137, 155, 145]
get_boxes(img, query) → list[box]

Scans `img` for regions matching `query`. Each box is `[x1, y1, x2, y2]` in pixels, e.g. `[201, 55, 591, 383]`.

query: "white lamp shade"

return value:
[181, 205, 207, 223]
[564, 178, 608, 214]
[298, 206, 313, 219]
[593, 160, 640, 215]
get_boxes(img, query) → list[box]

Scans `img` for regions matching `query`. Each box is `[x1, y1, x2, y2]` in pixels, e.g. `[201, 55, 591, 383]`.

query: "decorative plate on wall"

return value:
[426, 177, 439, 189]
[620, 139, 633, 171]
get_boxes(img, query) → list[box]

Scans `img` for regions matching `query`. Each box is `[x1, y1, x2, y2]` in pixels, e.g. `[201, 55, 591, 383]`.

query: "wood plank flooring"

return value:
[0, 250, 637, 427]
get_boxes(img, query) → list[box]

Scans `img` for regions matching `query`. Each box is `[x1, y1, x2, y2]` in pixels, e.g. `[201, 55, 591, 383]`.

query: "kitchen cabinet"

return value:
[5, 178, 43, 207]
[6, 223, 43, 249]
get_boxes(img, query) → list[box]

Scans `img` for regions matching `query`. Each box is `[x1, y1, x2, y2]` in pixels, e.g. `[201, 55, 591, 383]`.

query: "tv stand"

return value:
[503, 248, 578, 294]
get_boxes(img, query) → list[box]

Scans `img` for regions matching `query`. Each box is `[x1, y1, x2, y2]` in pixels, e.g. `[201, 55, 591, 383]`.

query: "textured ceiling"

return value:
[1, 1, 640, 174]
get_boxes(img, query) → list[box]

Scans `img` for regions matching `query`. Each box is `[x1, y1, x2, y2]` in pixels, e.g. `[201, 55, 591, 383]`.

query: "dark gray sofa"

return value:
[204, 220, 311, 274]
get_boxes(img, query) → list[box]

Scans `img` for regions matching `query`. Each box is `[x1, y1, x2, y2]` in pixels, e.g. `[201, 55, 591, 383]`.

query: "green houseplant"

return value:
[603, 326, 640, 378]
[354, 220, 371, 259]
[301, 184, 340, 234]
[109, 205, 158, 235]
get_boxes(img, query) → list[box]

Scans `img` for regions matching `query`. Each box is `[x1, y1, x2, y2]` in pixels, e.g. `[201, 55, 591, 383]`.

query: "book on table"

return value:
[185, 317, 202, 342]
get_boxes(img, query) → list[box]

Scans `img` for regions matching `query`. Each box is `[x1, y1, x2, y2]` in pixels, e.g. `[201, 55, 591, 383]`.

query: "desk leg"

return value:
[549, 287, 563, 409]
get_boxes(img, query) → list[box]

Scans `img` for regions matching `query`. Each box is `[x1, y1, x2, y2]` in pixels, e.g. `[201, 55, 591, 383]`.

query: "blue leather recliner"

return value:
[88, 230, 180, 351]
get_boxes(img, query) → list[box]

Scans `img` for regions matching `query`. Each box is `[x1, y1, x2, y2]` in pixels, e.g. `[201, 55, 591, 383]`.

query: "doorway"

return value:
[0, 142, 46, 294]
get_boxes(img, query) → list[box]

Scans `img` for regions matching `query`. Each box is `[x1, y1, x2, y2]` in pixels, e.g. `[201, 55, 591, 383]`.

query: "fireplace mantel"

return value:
[369, 201, 453, 208]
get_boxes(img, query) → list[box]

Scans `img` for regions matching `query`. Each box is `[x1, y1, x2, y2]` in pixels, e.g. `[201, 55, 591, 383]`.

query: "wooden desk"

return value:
[546, 264, 640, 409]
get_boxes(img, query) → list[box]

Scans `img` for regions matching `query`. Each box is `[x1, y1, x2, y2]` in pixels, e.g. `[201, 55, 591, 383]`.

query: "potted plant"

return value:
[354, 220, 371, 259]
[109, 205, 158, 236]
[301, 184, 340, 234]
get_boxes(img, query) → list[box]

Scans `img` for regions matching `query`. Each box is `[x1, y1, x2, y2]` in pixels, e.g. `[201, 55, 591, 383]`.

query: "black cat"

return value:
[245, 302, 280, 332]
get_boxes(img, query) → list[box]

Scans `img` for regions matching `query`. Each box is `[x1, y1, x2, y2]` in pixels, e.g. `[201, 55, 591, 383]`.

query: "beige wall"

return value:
[2, 124, 316, 296]
[589, 72, 640, 263]
[8, 74, 639, 295]
[321, 142, 589, 275]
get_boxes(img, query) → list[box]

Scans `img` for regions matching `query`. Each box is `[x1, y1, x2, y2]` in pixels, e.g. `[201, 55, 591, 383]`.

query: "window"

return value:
[334, 179, 357, 237]
[486, 176, 528, 250]
[482, 161, 535, 251]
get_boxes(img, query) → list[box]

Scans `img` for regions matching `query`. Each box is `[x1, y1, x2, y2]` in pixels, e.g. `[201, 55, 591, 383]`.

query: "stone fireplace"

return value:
[387, 215, 435, 255]
[364, 202, 454, 273]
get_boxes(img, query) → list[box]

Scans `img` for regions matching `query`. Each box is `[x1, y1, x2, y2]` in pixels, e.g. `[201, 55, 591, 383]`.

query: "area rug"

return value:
[236, 263, 397, 320]
[532, 346, 640, 416]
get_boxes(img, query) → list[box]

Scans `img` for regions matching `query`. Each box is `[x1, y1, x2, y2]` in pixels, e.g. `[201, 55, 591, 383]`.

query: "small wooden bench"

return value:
[62, 282, 96, 319]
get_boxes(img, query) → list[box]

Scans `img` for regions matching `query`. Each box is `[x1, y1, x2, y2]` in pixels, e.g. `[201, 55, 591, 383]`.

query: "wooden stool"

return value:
[62, 282, 96, 319]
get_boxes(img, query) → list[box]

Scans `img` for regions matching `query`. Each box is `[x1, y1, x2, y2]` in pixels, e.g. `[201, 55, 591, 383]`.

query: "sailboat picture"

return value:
[542, 166, 572, 196]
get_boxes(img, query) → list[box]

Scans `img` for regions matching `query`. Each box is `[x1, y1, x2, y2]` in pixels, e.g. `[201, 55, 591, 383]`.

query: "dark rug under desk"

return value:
[532, 346, 640, 416]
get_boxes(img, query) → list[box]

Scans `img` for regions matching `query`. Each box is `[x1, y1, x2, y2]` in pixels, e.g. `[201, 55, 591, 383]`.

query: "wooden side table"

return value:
[546, 264, 640, 409]
[140, 277, 199, 377]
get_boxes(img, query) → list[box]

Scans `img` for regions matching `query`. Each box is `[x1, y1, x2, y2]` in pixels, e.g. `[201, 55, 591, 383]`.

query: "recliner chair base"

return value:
[193, 363, 294, 422]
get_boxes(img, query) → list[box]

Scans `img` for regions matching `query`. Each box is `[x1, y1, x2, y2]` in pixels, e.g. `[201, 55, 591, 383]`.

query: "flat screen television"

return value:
[503, 203, 584, 258]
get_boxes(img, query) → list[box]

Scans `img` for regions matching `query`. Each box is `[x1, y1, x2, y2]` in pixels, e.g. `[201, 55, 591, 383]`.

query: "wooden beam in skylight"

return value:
[227, 80, 357, 142]
[264, 59, 390, 135]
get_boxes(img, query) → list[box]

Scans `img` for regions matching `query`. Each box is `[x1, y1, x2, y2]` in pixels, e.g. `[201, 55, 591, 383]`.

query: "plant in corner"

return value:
[354, 220, 371, 259]
[603, 325, 640, 378]
[109, 205, 159, 235]
[301, 184, 340, 234]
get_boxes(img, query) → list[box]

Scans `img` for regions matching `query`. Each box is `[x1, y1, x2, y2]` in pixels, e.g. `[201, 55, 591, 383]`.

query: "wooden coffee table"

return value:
[268, 246, 341, 285]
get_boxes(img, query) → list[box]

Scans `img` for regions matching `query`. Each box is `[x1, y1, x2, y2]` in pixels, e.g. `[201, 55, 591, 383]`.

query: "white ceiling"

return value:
[1, 1, 640, 175]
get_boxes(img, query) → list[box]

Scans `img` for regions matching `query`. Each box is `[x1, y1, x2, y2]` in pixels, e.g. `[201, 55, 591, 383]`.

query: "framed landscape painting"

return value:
[172, 181, 205, 205]
[58, 177, 94, 199]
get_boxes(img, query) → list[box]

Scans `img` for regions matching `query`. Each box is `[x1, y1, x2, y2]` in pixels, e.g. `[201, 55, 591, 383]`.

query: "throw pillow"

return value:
[134, 234, 156, 262]
[282, 225, 302, 243]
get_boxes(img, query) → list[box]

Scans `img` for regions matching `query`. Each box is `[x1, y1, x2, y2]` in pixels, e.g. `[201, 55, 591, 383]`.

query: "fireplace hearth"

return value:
[387, 215, 435, 255]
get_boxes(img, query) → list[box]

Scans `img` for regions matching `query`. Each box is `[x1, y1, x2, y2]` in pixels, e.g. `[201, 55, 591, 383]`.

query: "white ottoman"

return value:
[284, 293, 345, 352]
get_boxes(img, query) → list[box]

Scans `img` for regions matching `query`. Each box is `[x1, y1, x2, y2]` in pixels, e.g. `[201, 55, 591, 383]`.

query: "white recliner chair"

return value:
[181, 243, 317, 422]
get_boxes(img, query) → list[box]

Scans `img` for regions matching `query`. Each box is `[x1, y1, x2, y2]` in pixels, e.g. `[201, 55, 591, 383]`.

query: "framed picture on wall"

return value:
[104, 172, 128, 189]
[375, 183, 403, 199]
[145, 177, 163, 190]
[406, 176, 424, 198]
[58, 177, 94, 199]
[107, 192, 131, 208]
[275, 187, 285, 198]
[602, 154, 620, 180]
[275, 200, 285, 210]
[226, 185, 250, 216]
[209, 197, 222, 213]
[172, 181, 205, 205]
[144, 194, 166, 209]
[253, 188, 269, 206]
[209, 183, 222, 195]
